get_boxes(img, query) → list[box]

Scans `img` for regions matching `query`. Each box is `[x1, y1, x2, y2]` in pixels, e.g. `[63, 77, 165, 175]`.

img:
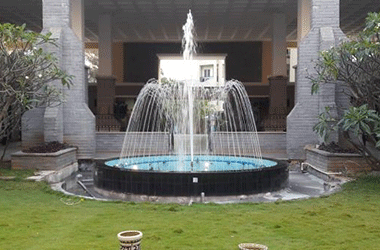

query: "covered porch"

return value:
[1, 0, 380, 159]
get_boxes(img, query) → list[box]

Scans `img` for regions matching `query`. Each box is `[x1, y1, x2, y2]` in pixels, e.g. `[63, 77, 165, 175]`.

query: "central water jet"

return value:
[182, 10, 196, 167]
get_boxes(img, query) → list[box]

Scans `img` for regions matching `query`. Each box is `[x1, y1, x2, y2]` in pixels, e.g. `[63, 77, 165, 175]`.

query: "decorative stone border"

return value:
[11, 147, 77, 171]
[304, 145, 370, 174]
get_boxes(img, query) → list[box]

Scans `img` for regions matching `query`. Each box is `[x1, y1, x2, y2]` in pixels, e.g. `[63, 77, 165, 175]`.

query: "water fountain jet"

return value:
[94, 11, 288, 198]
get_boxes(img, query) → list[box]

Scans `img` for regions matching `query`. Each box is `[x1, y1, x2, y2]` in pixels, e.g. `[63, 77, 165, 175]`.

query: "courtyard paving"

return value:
[1, 141, 345, 204]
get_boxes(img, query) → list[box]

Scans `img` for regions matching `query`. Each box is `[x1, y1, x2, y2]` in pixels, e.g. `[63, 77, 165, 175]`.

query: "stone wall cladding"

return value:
[96, 132, 125, 153]
[22, 108, 45, 149]
[61, 26, 95, 159]
[44, 106, 64, 143]
[42, 0, 70, 28]
[287, 0, 347, 159]
[212, 132, 285, 156]
[120, 132, 171, 156]
[22, 0, 96, 159]
[96, 132, 286, 157]
[257, 132, 286, 152]
[11, 148, 77, 170]
[43, 28, 64, 144]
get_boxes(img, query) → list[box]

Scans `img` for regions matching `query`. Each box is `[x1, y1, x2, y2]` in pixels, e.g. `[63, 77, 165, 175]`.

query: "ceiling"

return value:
[1, 0, 380, 43]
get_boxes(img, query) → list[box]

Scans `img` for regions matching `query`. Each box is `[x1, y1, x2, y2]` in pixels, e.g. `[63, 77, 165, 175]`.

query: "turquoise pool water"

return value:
[106, 155, 277, 172]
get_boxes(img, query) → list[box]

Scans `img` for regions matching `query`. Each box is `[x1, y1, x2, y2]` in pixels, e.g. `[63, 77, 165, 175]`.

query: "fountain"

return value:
[94, 11, 288, 198]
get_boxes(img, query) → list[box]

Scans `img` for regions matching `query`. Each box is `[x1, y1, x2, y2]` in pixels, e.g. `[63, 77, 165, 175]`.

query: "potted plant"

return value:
[117, 230, 143, 250]
[305, 105, 379, 174]
[11, 141, 78, 183]
[11, 141, 77, 170]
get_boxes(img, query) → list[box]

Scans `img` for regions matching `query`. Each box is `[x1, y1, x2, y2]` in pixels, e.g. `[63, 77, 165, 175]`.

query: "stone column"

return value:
[267, 13, 288, 131]
[98, 13, 113, 77]
[270, 13, 287, 111]
[286, 0, 347, 159]
[96, 76, 116, 115]
[272, 13, 287, 77]
[268, 76, 288, 115]
[97, 13, 116, 116]
[23, 0, 96, 158]
[297, 0, 312, 45]
[70, 0, 84, 42]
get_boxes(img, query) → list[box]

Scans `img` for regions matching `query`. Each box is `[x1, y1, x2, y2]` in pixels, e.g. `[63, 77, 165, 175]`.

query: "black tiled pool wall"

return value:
[94, 159, 288, 196]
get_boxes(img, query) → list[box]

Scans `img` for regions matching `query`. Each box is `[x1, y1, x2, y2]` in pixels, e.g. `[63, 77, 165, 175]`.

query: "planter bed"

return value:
[304, 145, 370, 174]
[11, 147, 77, 171]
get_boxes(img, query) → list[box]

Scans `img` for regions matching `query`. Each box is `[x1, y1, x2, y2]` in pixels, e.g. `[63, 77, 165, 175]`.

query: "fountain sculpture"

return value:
[94, 11, 288, 198]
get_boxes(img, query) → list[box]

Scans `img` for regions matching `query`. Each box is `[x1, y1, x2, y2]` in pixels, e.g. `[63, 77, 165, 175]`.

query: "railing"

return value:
[259, 114, 287, 131]
[95, 114, 287, 132]
[96, 114, 122, 132]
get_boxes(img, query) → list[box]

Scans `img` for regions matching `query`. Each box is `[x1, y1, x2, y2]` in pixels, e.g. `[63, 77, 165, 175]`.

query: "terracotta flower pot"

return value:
[238, 243, 268, 250]
[117, 230, 143, 250]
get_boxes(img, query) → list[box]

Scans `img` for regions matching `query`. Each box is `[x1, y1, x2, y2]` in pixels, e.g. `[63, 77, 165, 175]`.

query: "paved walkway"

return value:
[2, 141, 344, 204]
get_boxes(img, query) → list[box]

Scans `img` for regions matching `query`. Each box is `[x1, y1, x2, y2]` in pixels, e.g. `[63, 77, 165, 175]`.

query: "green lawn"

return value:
[0, 170, 380, 249]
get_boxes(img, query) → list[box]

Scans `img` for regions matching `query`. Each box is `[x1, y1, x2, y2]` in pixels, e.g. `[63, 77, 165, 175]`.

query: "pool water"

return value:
[106, 155, 277, 172]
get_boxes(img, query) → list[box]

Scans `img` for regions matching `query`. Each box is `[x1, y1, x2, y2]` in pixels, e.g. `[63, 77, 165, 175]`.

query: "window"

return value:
[204, 69, 211, 78]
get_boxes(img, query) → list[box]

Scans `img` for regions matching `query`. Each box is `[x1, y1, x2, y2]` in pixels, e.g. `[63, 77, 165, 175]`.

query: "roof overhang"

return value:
[1, 0, 380, 43]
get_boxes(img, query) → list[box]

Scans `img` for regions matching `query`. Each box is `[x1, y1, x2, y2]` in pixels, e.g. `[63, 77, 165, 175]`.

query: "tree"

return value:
[311, 12, 380, 111]
[0, 23, 72, 159]
[310, 12, 380, 169]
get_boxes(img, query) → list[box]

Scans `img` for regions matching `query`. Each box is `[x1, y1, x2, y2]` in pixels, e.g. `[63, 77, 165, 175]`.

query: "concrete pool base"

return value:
[0, 142, 350, 203]
[56, 163, 346, 204]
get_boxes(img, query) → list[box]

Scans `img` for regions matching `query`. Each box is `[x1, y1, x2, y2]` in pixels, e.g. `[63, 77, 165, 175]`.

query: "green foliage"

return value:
[338, 105, 380, 138]
[363, 12, 380, 37]
[311, 12, 380, 166]
[315, 105, 380, 149]
[0, 23, 72, 141]
[313, 106, 337, 143]
[310, 12, 380, 112]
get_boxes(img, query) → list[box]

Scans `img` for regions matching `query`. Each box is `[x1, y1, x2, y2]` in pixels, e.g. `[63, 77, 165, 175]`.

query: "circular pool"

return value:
[94, 155, 288, 197]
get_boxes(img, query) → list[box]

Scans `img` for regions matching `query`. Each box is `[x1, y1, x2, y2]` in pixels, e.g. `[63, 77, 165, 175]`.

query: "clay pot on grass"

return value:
[117, 230, 143, 250]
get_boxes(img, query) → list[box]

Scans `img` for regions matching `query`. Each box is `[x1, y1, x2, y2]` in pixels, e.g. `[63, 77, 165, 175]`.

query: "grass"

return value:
[0, 169, 380, 249]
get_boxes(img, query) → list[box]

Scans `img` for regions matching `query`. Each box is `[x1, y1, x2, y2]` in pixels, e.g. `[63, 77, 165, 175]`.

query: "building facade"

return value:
[1, 0, 379, 159]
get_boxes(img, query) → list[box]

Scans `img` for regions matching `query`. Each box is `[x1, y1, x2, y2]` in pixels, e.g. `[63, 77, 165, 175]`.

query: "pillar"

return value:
[22, 0, 96, 158]
[269, 13, 288, 119]
[272, 13, 287, 77]
[97, 13, 116, 116]
[297, 0, 312, 44]
[286, 0, 347, 159]
[70, 0, 84, 41]
[98, 13, 113, 77]
[268, 76, 288, 116]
